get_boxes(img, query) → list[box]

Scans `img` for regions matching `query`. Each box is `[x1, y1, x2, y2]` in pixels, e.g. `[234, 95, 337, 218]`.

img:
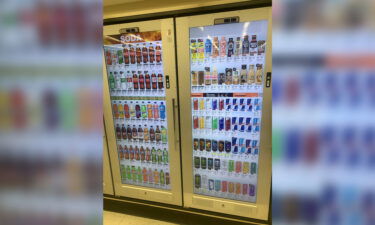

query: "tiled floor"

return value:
[104, 210, 178, 225]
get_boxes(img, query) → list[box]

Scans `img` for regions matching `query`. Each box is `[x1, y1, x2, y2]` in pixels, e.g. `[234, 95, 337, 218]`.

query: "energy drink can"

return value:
[235, 182, 241, 194]
[201, 157, 207, 169]
[212, 140, 218, 152]
[251, 162, 257, 174]
[214, 159, 220, 170]
[218, 141, 225, 152]
[228, 182, 234, 193]
[194, 157, 200, 169]
[199, 98, 205, 110]
[222, 181, 228, 192]
[199, 138, 205, 151]
[249, 184, 255, 196]
[232, 98, 238, 111]
[205, 98, 212, 111]
[232, 117, 237, 131]
[205, 139, 211, 151]
[219, 117, 224, 131]
[212, 99, 218, 110]
[193, 116, 199, 129]
[208, 158, 213, 170]
[193, 138, 199, 150]
[225, 141, 231, 153]
[225, 117, 231, 131]
[195, 174, 201, 188]
[193, 98, 198, 110]
[219, 99, 224, 110]
[243, 162, 250, 174]
[240, 98, 245, 111]
[242, 184, 248, 195]
[247, 99, 252, 111]
[212, 117, 218, 130]
[254, 148, 259, 155]
[235, 161, 242, 173]
[239, 138, 246, 153]
[245, 117, 251, 125]
[228, 160, 234, 172]
[225, 98, 231, 111]
[255, 125, 260, 132]
[208, 179, 214, 191]
[199, 117, 205, 129]
[215, 180, 221, 192]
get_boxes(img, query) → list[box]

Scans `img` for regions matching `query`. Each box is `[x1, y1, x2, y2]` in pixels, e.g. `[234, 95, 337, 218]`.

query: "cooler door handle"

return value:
[172, 98, 180, 148]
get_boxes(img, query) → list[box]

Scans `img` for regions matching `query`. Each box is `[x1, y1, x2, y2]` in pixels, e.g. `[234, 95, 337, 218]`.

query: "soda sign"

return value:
[120, 31, 162, 44]
[121, 34, 143, 43]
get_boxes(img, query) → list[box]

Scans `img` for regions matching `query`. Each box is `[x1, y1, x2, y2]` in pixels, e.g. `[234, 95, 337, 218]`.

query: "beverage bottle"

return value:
[191, 71, 198, 86]
[165, 172, 170, 185]
[247, 65, 255, 84]
[153, 169, 159, 184]
[123, 45, 129, 64]
[135, 103, 141, 118]
[204, 67, 211, 86]
[131, 166, 136, 182]
[126, 166, 131, 180]
[153, 102, 159, 119]
[193, 98, 198, 110]
[124, 102, 130, 118]
[140, 146, 145, 161]
[240, 65, 247, 84]
[148, 168, 153, 183]
[151, 73, 157, 90]
[120, 166, 125, 180]
[119, 103, 125, 119]
[146, 147, 151, 161]
[141, 102, 147, 118]
[201, 157, 207, 169]
[198, 71, 204, 86]
[113, 102, 119, 118]
[145, 72, 151, 90]
[195, 174, 201, 188]
[147, 103, 153, 118]
[197, 39, 204, 61]
[149, 126, 155, 141]
[199, 98, 205, 110]
[118, 144, 123, 160]
[132, 73, 139, 90]
[126, 71, 133, 90]
[143, 125, 149, 142]
[151, 147, 157, 163]
[225, 68, 233, 85]
[233, 68, 239, 85]
[227, 38, 234, 57]
[218, 73, 225, 85]
[221, 181, 228, 192]
[115, 71, 122, 90]
[142, 167, 148, 182]
[117, 49, 124, 64]
[136, 44, 142, 64]
[159, 102, 166, 120]
[157, 73, 164, 89]
[132, 125, 138, 140]
[129, 145, 134, 160]
[161, 126, 167, 143]
[250, 35, 258, 56]
[211, 67, 218, 85]
[256, 64, 263, 85]
[163, 148, 168, 164]
[220, 36, 226, 57]
[205, 38, 212, 58]
[138, 125, 143, 141]
[160, 170, 165, 185]
[124, 145, 129, 159]
[129, 45, 135, 64]
[120, 71, 127, 90]
[115, 124, 121, 139]
[190, 39, 197, 61]
[127, 125, 132, 140]
[121, 124, 126, 139]
[108, 72, 115, 91]
[212, 37, 219, 58]
[149, 44, 155, 63]
[135, 146, 140, 161]
[112, 50, 118, 65]
[157, 148, 162, 164]
[155, 125, 161, 142]
[142, 43, 148, 63]
[208, 179, 214, 190]
[129, 102, 136, 118]
[242, 183, 248, 195]
[235, 37, 241, 56]
[105, 49, 112, 65]
[139, 73, 145, 90]
[155, 42, 162, 63]
[242, 35, 250, 55]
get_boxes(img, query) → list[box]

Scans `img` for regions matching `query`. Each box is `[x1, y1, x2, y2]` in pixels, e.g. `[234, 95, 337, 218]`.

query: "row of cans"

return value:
[194, 156, 257, 174]
[194, 174, 256, 196]
[118, 145, 168, 165]
[121, 165, 170, 186]
[193, 138, 259, 154]
[192, 97, 261, 112]
[113, 101, 166, 120]
[192, 116, 261, 133]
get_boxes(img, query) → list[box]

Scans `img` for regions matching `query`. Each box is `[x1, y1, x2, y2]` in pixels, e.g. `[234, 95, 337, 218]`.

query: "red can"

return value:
[193, 116, 199, 129]
[193, 98, 198, 110]
[242, 183, 248, 195]
[222, 181, 228, 192]
[235, 161, 242, 173]
[225, 117, 231, 131]
[219, 99, 224, 110]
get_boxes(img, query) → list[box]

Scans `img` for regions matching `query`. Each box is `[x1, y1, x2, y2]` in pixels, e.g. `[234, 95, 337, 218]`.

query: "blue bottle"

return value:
[205, 39, 212, 56]
[159, 102, 166, 119]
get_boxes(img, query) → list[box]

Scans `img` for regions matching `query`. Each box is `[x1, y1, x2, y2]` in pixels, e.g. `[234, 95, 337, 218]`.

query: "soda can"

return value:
[246, 99, 252, 111]
[242, 183, 248, 195]
[201, 157, 207, 169]
[233, 146, 238, 154]
[205, 139, 211, 151]
[232, 137, 237, 146]
[193, 138, 199, 150]
[214, 159, 220, 170]
[193, 98, 198, 110]
[243, 162, 250, 174]
[225, 141, 231, 153]
[199, 138, 205, 151]
[219, 99, 224, 110]
[194, 157, 200, 169]
[240, 124, 245, 132]
[245, 117, 251, 125]
[199, 98, 205, 110]
[232, 98, 238, 111]
[205, 116, 212, 130]
[228, 182, 235, 193]
[195, 174, 201, 188]
[225, 98, 231, 111]
[201, 175, 208, 189]
[251, 162, 257, 174]
[249, 184, 255, 196]
[193, 116, 199, 129]
[205, 98, 212, 110]
[239, 117, 244, 125]
[240, 98, 245, 111]
[239, 138, 246, 153]
[212, 117, 218, 130]
[215, 180, 221, 192]
[221, 159, 228, 171]
[253, 118, 258, 125]
[228, 160, 234, 172]
[235, 182, 241, 194]
[254, 148, 259, 155]
[252, 140, 258, 148]
[208, 179, 214, 191]
[218, 141, 225, 152]
[255, 125, 260, 132]
[219, 117, 224, 131]
[208, 158, 213, 170]
[247, 124, 252, 132]
[212, 99, 218, 110]
[199, 117, 205, 129]
[212, 140, 218, 152]
[225, 117, 231, 131]
[222, 181, 228, 192]
[235, 161, 242, 173]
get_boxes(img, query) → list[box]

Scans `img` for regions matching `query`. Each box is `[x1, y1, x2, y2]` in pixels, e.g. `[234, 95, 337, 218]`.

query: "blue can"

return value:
[247, 125, 252, 132]
[252, 140, 258, 148]
[215, 180, 221, 191]
[212, 99, 217, 110]
[225, 99, 231, 111]
[232, 98, 238, 111]
[225, 141, 231, 153]
[219, 117, 224, 130]
[212, 140, 218, 152]
[249, 184, 255, 196]
[233, 124, 238, 131]
[232, 137, 237, 145]
[255, 125, 260, 132]
[232, 117, 237, 125]
[254, 148, 259, 155]
[239, 117, 244, 125]
[233, 146, 238, 154]
[245, 117, 251, 125]
[205, 39, 212, 55]
[246, 139, 251, 148]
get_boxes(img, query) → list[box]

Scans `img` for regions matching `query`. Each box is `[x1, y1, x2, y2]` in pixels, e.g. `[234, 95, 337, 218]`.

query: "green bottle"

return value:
[161, 126, 167, 143]
[157, 149, 163, 164]
[126, 165, 131, 180]
[163, 149, 168, 164]
[117, 50, 124, 64]
[109, 72, 115, 91]
[137, 166, 142, 182]
[228, 160, 234, 172]
[120, 165, 126, 181]
[141, 102, 147, 118]
[131, 166, 137, 182]
[151, 147, 157, 163]
[160, 170, 165, 186]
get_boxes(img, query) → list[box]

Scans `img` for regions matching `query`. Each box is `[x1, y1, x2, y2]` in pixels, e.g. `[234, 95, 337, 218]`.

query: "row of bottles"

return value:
[108, 71, 164, 92]
[191, 64, 263, 87]
[194, 174, 256, 197]
[190, 35, 265, 62]
[118, 145, 168, 165]
[121, 165, 170, 186]
[194, 157, 257, 175]
[193, 137, 259, 155]
[113, 101, 166, 120]
[105, 42, 162, 66]
[116, 123, 168, 143]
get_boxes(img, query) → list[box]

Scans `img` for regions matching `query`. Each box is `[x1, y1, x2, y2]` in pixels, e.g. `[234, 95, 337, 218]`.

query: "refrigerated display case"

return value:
[103, 19, 182, 206]
[176, 7, 272, 219]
